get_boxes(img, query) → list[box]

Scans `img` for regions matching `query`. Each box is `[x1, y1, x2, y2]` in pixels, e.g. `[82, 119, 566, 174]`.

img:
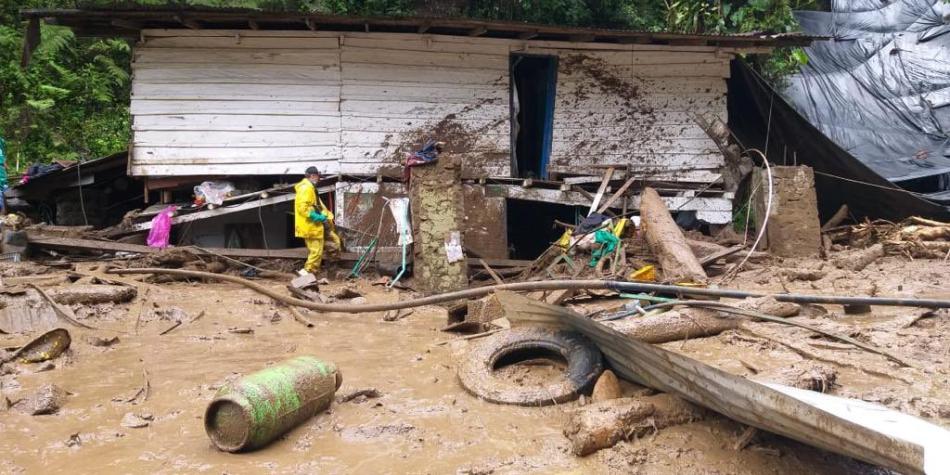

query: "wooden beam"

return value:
[569, 34, 596, 42]
[597, 177, 637, 214]
[174, 15, 201, 30]
[518, 30, 538, 40]
[26, 234, 310, 260]
[110, 19, 142, 30]
[588, 167, 615, 216]
[130, 193, 296, 233]
[468, 26, 488, 37]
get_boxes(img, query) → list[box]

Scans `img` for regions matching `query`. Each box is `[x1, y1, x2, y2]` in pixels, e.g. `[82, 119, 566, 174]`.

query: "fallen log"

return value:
[564, 394, 704, 456]
[639, 187, 707, 284]
[833, 243, 884, 272]
[604, 308, 739, 344]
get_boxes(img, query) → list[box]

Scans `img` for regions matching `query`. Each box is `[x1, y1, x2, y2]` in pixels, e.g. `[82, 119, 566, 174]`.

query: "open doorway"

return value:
[510, 54, 557, 179]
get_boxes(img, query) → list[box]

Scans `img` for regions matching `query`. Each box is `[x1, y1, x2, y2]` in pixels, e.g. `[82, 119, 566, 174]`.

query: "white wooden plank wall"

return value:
[130, 30, 732, 186]
[338, 36, 510, 177]
[532, 47, 730, 182]
[131, 32, 342, 177]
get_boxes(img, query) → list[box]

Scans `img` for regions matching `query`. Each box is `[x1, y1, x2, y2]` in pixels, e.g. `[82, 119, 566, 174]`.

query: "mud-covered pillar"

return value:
[409, 155, 469, 294]
[752, 165, 822, 257]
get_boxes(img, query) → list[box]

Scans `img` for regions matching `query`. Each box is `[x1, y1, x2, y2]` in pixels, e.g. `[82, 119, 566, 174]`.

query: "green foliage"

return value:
[1, 1, 131, 171]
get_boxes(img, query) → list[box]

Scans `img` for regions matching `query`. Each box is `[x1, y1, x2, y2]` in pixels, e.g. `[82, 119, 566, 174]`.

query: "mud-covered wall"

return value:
[532, 46, 730, 184]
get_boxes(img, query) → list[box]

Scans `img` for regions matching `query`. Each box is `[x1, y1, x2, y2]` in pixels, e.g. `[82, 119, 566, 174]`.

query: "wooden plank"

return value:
[132, 83, 341, 102]
[588, 167, 615, 216]
[597, 176, 637, 214]
[131, 161, 339, 177]
[342, 63, 505, 85]
[131, 99, 340, 116]
[133, 114, 340, 132]
[132, 64, 340, 84]
[128, 192, 296, 232]
[132, 146, 341, 160]
[26, 234, 310, 259]
[135, 48, 340, 65]
[341, 47, 507, 70]
[143, 36, 342, 49]
[134, 130, 339, 148]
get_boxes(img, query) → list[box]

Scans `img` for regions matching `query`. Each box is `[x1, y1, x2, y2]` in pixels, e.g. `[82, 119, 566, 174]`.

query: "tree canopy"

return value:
[0, 0, 821, 171]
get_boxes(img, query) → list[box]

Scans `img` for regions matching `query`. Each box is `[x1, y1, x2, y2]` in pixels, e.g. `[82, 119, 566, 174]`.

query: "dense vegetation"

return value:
[0, 0, 821, 171]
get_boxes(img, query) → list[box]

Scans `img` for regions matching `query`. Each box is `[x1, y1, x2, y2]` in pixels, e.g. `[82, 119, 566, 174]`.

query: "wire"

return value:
[76, 162, 89, 226]
[812, 170, 934, 198]
[725, 148, 773, 282]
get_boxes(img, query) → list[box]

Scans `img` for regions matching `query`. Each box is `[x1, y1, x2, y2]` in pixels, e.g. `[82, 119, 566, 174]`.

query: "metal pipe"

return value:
[109, 268, 950, 312]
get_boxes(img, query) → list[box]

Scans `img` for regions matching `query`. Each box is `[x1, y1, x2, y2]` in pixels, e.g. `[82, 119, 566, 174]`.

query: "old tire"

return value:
[457, 327, 603, 406]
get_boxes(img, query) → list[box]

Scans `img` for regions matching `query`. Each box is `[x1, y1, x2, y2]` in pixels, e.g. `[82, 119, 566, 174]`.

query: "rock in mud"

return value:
[736, 296, 800, 318]
[336, 387, 381, 404]
[48, 285, 136, 305]
[84, 335, 119, 347]
[12, 384, 66, 415]
[753, 362, 837, 393]
[121, 412, 153, 428]
[591, 370, 622, 402]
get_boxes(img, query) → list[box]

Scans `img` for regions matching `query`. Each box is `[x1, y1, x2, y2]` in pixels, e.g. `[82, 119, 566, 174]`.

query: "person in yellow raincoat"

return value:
[294, 167, 340, 274]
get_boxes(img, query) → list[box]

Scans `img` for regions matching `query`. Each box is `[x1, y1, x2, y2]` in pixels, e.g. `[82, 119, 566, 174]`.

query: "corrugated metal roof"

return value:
[21, 8, 817, 48]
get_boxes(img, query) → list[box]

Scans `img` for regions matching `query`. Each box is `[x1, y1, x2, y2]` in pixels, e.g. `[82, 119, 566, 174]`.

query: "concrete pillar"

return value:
[752, 165, 822, 257]
[409, 155, 469, 294]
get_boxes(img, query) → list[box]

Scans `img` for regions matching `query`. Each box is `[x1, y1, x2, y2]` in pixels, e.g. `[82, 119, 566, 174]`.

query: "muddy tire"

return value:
[457, 327, 603, 406]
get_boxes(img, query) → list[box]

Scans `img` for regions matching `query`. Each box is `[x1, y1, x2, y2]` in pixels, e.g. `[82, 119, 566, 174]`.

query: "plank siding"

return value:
[542, 47, 730, 176]
[130, 30, 732, 188]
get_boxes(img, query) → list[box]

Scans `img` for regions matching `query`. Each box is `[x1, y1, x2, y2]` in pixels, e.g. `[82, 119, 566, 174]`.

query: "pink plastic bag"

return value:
[147, 206, 176, 249]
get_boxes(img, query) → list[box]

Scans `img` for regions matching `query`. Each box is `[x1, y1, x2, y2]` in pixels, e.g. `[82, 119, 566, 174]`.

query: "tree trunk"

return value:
[639, 187, 707, 284]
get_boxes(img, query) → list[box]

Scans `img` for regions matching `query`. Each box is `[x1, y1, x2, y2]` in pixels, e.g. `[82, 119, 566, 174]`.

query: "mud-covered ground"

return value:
[0, 254, 946, 474]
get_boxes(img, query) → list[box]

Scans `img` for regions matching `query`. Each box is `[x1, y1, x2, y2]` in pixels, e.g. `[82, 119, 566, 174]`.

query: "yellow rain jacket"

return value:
[294, 178, 332, 239]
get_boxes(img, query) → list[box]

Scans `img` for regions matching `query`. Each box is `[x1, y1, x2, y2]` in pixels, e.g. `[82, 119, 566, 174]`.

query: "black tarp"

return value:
[790, 0, 950, 186]
[729, 61, 950, 220]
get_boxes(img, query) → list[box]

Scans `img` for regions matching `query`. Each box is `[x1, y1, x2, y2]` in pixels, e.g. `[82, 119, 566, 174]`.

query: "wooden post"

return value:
[639, 187, 707, 284]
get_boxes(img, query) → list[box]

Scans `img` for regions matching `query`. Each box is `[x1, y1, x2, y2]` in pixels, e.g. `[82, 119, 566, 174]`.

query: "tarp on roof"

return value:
[786, 0, 950, 187]
[728, 61, 950, 221]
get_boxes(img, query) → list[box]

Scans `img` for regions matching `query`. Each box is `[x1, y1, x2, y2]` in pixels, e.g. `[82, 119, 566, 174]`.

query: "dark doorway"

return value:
[510, 54, 557, 179]
[506, 199, 580, 259]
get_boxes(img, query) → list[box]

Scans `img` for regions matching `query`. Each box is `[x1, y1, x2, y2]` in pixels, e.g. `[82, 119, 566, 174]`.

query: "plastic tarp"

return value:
[729, 61, 950, 220]
[787, 0, 950, 189]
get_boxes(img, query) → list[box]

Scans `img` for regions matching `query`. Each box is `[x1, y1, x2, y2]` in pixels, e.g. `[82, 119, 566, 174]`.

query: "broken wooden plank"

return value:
[596, 176, 637, 214]
[588, 167, 616, 216]
[129, 192, 295, 232]
[26, 234, 310, 259]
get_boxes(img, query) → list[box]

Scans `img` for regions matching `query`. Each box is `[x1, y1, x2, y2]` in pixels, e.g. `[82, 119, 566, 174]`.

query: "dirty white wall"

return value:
[519, 42, 730, 184]
[130, 30, 733, 185]
[131, 30, 511, 178]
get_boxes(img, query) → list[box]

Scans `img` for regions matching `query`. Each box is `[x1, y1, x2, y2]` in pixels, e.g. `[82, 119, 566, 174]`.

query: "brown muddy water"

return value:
[0, 258, 945, 474]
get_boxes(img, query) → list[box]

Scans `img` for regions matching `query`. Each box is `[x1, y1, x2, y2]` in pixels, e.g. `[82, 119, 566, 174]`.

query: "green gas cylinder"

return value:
[204, 356, 342, 452]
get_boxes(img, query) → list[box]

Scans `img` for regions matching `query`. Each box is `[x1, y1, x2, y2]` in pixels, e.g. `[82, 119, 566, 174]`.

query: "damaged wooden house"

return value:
[22, 8, 811, 263]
